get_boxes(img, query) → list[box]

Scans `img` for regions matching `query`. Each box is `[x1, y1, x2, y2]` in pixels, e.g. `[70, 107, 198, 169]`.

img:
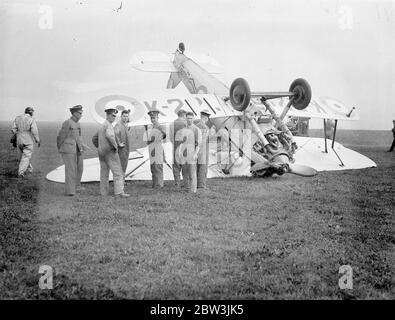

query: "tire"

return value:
[229, 78, 251, 112]
[289, 78, 312, 110]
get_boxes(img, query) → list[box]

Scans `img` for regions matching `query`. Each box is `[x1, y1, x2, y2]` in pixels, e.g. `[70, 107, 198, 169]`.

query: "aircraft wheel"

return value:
[289, 78, 312, 110]
[229, 78, 251, 112]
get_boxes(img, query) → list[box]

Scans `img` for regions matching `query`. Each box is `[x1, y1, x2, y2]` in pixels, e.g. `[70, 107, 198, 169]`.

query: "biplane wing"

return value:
[252, 96, 359, 121]
[91, 90, 357, 128]
[130, 51, 223, 74]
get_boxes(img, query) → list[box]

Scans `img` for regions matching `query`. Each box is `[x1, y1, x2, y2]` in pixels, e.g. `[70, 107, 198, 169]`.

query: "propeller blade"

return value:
[288, 164, 318, 177]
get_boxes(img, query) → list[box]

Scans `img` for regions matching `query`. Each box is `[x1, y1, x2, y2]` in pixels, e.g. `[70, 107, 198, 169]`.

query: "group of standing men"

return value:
[147, 108, 211, 193]
[56, 105, 131, 197]
[54, 105, 212, 196]
[11, 104, 395, 194]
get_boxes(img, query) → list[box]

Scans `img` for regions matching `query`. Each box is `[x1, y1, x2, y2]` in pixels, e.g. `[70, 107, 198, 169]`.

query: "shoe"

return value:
[18, 173, 25, 178]
[116, 193, 130, 198]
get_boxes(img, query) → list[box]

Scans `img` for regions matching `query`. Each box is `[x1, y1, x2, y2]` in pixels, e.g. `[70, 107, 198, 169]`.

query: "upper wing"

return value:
[91, 90, 357, 130]
[252, 96, 359, 121]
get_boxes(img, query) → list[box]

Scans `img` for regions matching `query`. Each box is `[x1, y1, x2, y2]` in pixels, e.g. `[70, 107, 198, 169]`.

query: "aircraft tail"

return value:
[130, 43, 227, 94]
[130, 51, 223, 74]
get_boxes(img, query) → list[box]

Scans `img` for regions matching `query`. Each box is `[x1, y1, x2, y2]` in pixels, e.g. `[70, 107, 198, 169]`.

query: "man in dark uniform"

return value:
[388, 120, 395, 152]
[195, 110, 211, 189]
[114, 109, 131, 180]
[170, 109, 187, 187]
[57, 105, 85, 196]
[146, 109, 166, 188]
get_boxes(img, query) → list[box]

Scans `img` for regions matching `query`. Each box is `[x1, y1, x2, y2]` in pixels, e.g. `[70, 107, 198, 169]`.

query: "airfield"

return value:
[0, 121, 393, 299]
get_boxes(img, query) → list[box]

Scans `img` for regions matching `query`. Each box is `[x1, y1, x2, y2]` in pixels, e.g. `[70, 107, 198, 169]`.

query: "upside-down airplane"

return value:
[46, 43, 376, 183]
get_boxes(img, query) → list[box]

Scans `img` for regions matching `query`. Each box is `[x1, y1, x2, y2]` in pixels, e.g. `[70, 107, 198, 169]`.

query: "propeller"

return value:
[288, 164, 318, 177]
[250, 161, 317, 177]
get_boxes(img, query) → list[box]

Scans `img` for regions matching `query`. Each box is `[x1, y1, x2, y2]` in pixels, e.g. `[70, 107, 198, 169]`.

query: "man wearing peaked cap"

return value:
[92, 106, 130, 197]
[105, 107, 118, 115]
[195, 110, 211, 189]
[147, 109, 160, 116]
[57, 105, 86, 196]
[11, 106, 40, 177]
[146, 108, 167, 188]
[69, 105, 83, 113]
[200, 109, 211, 117]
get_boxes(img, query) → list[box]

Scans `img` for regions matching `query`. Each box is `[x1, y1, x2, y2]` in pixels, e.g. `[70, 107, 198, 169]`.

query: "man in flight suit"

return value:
[114, 109, 131, 180]
[179, 112, 201, 193]
[94, 108, 130, 197]
[170, 109, 187, 187]
[146, 109, 167, 188]
[11, 107, 40, 177]
[195, 110, 211, 189]
[57, 105, 85, 196]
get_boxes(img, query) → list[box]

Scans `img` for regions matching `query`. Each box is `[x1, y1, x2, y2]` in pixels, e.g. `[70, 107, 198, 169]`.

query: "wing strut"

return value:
[323, 119, 344, 167]
[323, 119, 328, 153]
[331, 120, 344, 167]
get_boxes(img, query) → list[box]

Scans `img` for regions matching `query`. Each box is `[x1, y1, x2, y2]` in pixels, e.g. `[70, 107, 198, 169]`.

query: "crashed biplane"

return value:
[46, 43, 376, 183]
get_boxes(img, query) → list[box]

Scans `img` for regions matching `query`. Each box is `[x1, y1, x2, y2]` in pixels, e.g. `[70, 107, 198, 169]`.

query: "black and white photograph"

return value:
[0, 0, 394, 306]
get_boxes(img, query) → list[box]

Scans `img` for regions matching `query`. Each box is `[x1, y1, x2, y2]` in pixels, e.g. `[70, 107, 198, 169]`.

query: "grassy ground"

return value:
[0, 121, 394, 299]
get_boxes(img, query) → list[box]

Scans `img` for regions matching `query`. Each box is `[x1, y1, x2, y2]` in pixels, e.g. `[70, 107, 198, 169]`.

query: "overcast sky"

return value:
[0, 0, 394, 129]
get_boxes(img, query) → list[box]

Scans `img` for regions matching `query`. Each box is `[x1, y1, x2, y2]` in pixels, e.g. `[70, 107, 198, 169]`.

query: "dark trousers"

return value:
[150, 163, 164, 188]
[197, 163, 208, 188]
[61, 153, 83, 195]
[172, 159, 183, 187]
[389, 138, 395, 152]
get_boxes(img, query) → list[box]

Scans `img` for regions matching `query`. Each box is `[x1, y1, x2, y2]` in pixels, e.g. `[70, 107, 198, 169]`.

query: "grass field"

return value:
[0, 121, 394, 299]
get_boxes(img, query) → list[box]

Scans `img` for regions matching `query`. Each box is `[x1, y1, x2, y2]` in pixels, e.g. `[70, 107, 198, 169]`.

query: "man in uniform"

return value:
[114, 109, 131, 180]
[11, 107, 40, 177]
[146, 109, 167, 188]
[170, 109, 187, 187]
[57, 105, 85, 196]
[195, 110, 211, 189]
[387, 120, 395, 152]
[179, 112, 201, 193]
[92, 108, 130, 197]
